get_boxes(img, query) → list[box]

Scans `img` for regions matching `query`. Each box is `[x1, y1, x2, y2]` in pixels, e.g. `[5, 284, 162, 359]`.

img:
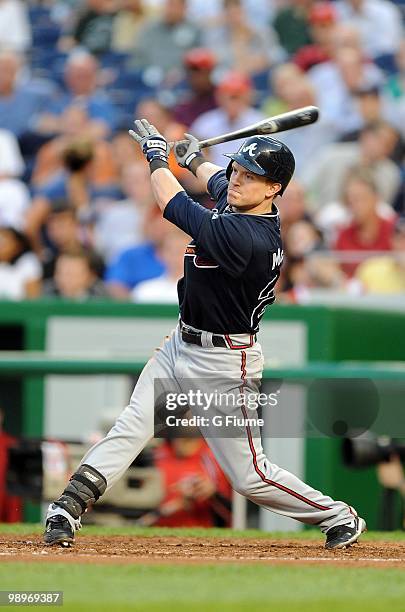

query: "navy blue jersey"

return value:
[163, 170, 283, 334]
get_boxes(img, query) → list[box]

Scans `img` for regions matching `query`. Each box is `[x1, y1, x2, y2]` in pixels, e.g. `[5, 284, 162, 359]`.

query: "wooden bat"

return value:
[198, 106, 319, 149]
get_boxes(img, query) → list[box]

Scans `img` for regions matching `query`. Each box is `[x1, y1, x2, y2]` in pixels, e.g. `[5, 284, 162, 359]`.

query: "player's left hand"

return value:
[129, 119, 170, 164]
[174, 133, 203, 169]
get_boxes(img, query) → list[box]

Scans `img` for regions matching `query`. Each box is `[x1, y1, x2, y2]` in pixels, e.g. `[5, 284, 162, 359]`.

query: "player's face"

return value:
[227, 162, 280, 213]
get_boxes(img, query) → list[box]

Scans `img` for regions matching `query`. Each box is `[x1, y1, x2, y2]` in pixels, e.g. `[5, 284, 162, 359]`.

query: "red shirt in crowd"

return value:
[0, 432, 22, 522]
[334, 216, 395, 276]
[153, 440, 232, 528]
[293, 45, 330, 71]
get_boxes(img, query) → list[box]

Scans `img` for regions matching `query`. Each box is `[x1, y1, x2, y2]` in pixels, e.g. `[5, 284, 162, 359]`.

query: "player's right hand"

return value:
[129, 118, 170, 164]
[174, 133, 203, 169]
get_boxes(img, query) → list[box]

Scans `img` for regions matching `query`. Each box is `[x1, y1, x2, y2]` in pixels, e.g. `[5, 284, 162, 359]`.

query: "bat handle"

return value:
[176, 143, 188, 156]
[169, 140, 190, 157]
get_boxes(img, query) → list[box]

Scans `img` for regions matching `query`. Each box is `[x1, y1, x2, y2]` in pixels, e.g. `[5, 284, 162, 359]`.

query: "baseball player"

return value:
[44, 119, 366, 549]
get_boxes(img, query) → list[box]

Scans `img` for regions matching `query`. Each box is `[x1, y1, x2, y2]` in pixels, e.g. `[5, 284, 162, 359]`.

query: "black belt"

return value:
[180, 323, 256, 349]
[181, 328, 227, 348]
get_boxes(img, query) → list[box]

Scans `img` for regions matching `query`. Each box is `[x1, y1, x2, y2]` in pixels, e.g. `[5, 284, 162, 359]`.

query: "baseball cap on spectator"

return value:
[309, 2, 337, 24]
[184, 48, 216, 71]
[216, 72, 252, 96]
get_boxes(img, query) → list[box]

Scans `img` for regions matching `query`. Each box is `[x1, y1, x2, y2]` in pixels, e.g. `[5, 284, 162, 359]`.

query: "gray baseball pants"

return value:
[78, 324, 356, 532]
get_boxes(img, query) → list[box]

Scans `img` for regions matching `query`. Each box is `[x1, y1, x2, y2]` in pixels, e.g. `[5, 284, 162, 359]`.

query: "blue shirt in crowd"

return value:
[44, 92, 118, 133]
[105, 243, 165, 289]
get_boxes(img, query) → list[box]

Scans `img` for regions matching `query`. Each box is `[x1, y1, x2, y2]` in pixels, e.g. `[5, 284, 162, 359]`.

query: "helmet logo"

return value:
[242, 143, 257, 157]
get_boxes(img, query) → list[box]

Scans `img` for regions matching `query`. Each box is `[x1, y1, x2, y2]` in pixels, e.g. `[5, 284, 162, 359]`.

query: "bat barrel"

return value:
[198, 106, 319, 149]
[199, 126, 259, 149]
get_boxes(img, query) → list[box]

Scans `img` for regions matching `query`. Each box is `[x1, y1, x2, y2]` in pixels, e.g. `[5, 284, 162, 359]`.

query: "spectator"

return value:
[0, 407, 22, 522]
[36, 50, 118, 139]
[110, 127, 140, 172]
[280, 252, 347, 303]
[0, 0, 31, 52]
[278, 179, 311, 240]
[0, 50, 47, 138]
[329, 21, 363, 52]
[355, 215, 405, 293]
[94, 161, 152, 263]
[111, 0, 149, 52]
[273, 0, 314, 56]
[335, 0, 403, 60]
[43, 248, 107, 299]
[42, 200, 92, 280]
[172, 48, 218, 128]
[131, 0, 201, 84]
[141, 426, 231, 528]
[347, 86, 384, 142]
[187, 0, 274, 33]
[275, 75, 338, 177]
[340, 85, 405, 144]
[27, 138, 120, 253]
[261, 62, 305, 117]
[279, 218, 324, 301]
[334, 167, 396, 276]
[190, 71, 264, 167]
[132, 228, 189, 303]
[105, 203, 172, 299]
[284, 219, 324, 260]
[202, 0, 282, 75]
[280, 217, 346, 302]
[316, 166, 397, 248]
[51, 0, 83, 30]
[59, 0, 117, 55]
[0, 130, 30, 230]
[0, 128, 24, 178]
[134, 98, 189, 183]
[305, 121, 402, 211]
[293, 2, 338, 72]
[26, 138, 97, 252]
[0, 227, 42, 299]
[31, 105, 119, 189]
[309, 45, 384, 135]
[135, 97, 185, 148]
[384, 40, 405, 140]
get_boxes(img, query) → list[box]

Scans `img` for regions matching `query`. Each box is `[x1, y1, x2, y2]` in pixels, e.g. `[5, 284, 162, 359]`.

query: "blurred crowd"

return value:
[0, 0, 405, 303]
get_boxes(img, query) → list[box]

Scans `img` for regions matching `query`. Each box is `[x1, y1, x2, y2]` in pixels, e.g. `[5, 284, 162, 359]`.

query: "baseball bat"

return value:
[198, 106, 319, 149]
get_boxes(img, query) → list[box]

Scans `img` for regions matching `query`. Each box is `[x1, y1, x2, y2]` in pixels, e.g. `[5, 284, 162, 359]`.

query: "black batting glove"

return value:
[174, 133, 205, 175]
[129, 119, 170, 165]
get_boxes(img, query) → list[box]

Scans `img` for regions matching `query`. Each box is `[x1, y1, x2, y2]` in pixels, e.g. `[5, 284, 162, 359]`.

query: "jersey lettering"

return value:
[272, 248, 283, 270]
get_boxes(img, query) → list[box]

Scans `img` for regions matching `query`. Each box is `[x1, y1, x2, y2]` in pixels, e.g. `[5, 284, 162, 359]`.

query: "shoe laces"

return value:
[327, 522, 356, 538]
[48, 514, 81, 533]
[48, 516, 72, 531]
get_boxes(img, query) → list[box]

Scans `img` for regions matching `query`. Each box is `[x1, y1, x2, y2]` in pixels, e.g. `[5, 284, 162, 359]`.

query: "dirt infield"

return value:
[1, 534, 405, 568]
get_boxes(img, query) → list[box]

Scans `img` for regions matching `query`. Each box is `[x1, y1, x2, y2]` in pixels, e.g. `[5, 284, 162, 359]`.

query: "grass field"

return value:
[1, 525, 405, 612]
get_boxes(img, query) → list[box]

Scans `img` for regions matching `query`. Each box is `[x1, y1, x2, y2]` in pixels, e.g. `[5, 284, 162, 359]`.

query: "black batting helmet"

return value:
[224, 136, 295, 195]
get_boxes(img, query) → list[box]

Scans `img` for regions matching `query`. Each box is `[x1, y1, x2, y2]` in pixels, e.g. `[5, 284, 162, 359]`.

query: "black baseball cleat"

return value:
[325, 516, 367, 549]
[43, 515, 75, 548]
